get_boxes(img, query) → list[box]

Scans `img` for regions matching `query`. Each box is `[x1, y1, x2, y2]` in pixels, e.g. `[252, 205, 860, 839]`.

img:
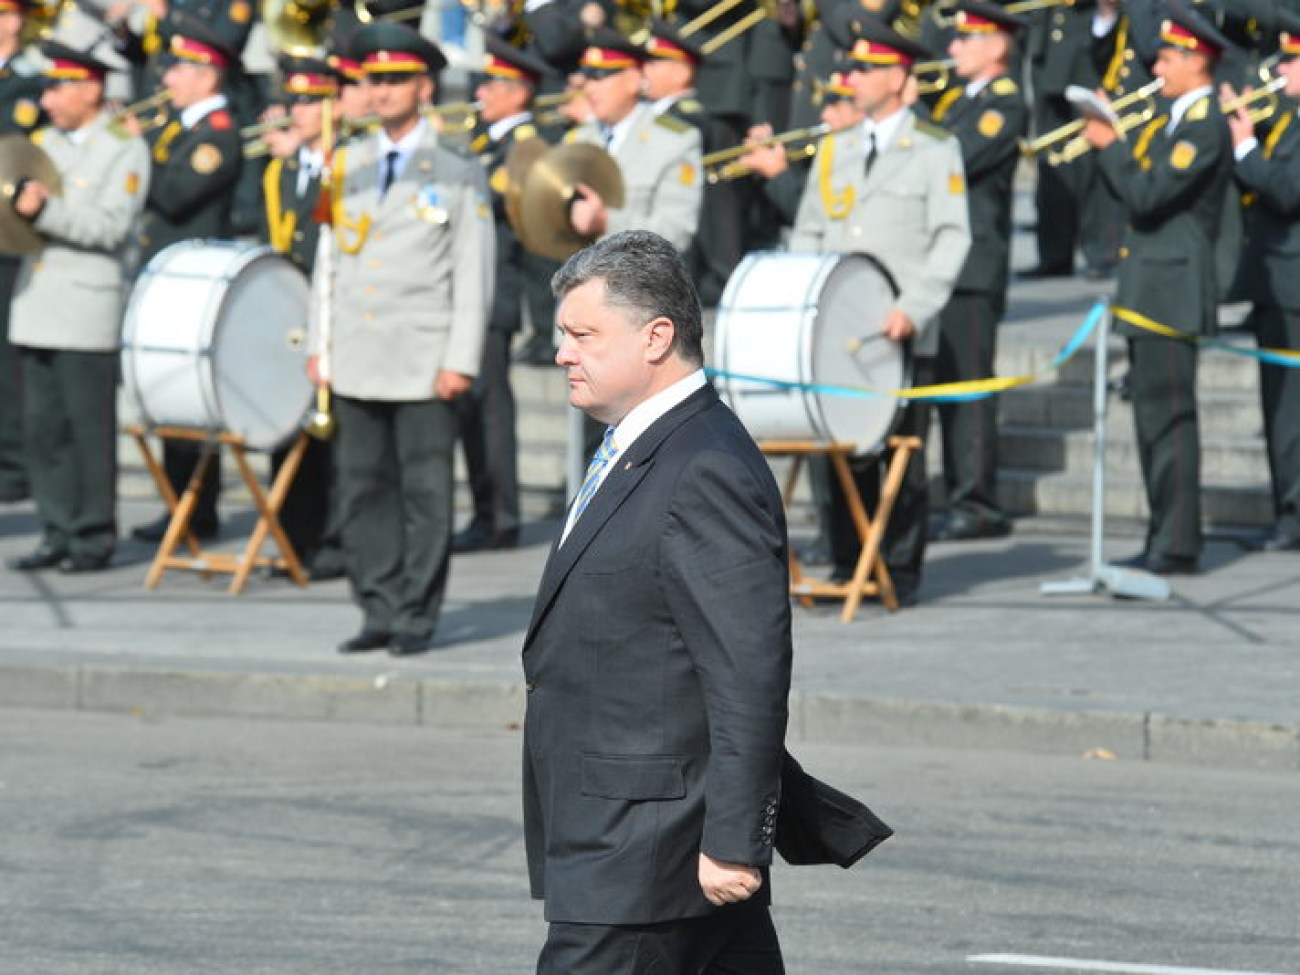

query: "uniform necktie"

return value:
[380, 149, 400, 197]
[864, 131, 877, 177]
[570, 426, 618, 527]
[598, 124, 614, 150]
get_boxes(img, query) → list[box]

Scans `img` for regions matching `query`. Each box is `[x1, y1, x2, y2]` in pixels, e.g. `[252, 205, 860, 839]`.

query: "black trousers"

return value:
[270, 433, 339, 566]
[456, 328, 520, 535]
[829, 358, 933, 591]
[1128, 335, 1201, 561]
[334, 395, 456, 639]
[1033, 94, 1123, 271]
[162, 442, 221, 530]
[0, 256, 27, 496]
[537, 901, 784, 975]
[1253, 305, 1300, 535]
[20, 347, 118, 559]
[936, 291, 1006, 523]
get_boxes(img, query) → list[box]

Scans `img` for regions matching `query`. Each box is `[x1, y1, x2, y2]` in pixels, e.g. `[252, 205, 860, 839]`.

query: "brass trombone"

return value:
[1020, 78, 1164, 159]
[703, 122, 845, 183]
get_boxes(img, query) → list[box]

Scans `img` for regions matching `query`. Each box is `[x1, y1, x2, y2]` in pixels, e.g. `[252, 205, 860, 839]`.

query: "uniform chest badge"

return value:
[191, 143, 223, 175]
[13, 99, 38, 129]
[949, 172, 966, 195]
[978, 110, 1004, 138]
[1170, 141, 1197, 170]
[416, 184, 449, 224]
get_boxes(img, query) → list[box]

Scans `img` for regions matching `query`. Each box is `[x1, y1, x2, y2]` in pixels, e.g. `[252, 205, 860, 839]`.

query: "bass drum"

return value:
[121, 240, 313, 453]
[713, 251, 907, 457]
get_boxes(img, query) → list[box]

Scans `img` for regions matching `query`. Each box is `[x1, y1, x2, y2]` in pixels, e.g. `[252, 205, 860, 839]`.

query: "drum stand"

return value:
[763, 438, 922, 623]
[125, 426, 310, 594]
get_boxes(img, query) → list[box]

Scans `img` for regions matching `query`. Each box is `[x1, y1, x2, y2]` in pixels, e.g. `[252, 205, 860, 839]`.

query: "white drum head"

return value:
[714, 251, 905, 456]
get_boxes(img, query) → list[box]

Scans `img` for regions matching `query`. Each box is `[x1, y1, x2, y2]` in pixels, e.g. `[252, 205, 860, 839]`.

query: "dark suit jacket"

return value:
[522, 383, 792, 925]
[1236, 116, 1300, 312]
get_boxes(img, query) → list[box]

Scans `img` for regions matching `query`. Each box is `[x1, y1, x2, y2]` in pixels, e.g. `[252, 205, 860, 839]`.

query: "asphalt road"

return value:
[2, 709, 1297, 975]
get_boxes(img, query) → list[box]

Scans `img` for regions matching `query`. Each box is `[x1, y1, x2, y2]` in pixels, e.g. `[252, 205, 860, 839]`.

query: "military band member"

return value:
[315, 23, 492, 655]
[131, 15, 243, 545]
[1227, 13, 1300, 552]
[642, 18, 740, 306]
[258, 54, 347, 581]
[453, 36, 553, 554]
[788, 16, 972, 605]
[564, 29, 703, 255]
[928, 0, 1028, 542]
[1084, 0, 1233, 575]
[5, 43, 149, 572]
[1025, 0, 1117, 278]
[0, 0, 46, 504]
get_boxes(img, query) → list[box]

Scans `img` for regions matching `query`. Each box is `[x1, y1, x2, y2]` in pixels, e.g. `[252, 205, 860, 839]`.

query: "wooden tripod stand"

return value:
[126, 425, 310, 594]
[762, 437, 922, 622]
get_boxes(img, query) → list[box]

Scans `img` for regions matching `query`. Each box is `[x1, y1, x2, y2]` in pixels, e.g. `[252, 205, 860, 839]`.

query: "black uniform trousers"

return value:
[20, 347, 118, 559]
[537, 900, 783, 975]
[829, 357, 934, 594]
[456, 328, 519, 536]
[1034, 95, 1124, 272]
[1253, 305, 1300, 537]
[1128, 335, 1201, 561]
[270, 434, 339, 567]
[162, 441, 220, 531]
[334, 395, 456, 640]
[0, 256, 27, 497]
[936, 291, 1006, 524]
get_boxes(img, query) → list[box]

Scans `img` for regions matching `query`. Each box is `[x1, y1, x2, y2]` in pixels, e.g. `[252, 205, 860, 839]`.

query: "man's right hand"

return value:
[738, 124, 789, 180]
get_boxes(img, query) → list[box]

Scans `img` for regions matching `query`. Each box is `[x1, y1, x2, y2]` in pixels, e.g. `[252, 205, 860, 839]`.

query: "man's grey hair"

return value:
[551, 230, 704, 366]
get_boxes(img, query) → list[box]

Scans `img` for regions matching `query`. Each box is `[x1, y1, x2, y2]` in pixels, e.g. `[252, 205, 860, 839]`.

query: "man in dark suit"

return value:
[1228, 13, 1300, 552]
[1084, 0, 1233, 574]
[522, 230, 791, 974]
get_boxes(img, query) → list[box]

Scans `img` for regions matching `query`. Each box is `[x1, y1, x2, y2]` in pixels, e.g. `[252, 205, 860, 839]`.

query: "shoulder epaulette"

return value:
[31, 127, 46, 147]
[563, 127, 582, 145]
[678, 98, 705, 116]
[992, 77, 1019, 97]
[654, 113, 692, 135]
[1186, 96, 1210, 123]
[513, 122, 538, 142]
[912, 118, 953, 141]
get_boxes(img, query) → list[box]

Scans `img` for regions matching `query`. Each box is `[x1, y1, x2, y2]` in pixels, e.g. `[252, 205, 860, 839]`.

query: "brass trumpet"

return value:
[914, 58, 955, 97]
[109, 90, 173, 134]
[1047, 76, 1285, 166]
[703, 122, 842, 183]
[1021, 78, 1165, 159]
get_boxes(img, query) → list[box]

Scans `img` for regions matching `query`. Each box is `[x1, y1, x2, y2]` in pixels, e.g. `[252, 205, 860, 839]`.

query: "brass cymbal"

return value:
[0, 133, 63, 256]
[516, 142, 625, 262]
[504, 134, 548, 254]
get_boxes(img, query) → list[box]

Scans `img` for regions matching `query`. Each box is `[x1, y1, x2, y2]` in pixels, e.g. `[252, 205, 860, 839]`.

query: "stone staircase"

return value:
[116, 325, 1277, 533]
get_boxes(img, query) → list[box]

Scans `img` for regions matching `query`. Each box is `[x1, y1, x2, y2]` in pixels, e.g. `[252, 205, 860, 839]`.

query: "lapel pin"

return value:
[624, 462, 633, 470]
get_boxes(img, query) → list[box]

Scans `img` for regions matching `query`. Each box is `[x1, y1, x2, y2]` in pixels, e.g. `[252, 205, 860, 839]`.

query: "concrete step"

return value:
[997, 386, 1265, 436]
[997, 469, 1273, 527]
[996, 426, 1270, 481]
[995, 339, 1266, 394]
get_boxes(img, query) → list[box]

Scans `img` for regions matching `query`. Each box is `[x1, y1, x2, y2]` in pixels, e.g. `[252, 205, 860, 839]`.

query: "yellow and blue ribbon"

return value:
[708, 300, 1109, 403]
[1113, 306, 1300, 368]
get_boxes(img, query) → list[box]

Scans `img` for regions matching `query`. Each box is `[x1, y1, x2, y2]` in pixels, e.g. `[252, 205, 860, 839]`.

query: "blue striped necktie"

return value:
[570, 426, 618, 526]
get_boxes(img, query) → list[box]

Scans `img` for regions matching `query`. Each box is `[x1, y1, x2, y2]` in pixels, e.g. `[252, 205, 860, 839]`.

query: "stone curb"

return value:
[2, 663, 1296, 773]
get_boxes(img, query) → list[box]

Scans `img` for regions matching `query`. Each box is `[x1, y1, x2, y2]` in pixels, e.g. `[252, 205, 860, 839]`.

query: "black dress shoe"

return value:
[132, 516, 219, 544]
[7, 542, 68, 571]
[1017, 263, 1073, 280]
[512, 335, 557, 366]
[930, 510, 1013, 542]
[1255, 529, 1300, 553]
[1112, 551, 1198, 575]
[58, 552, 113, 574]
[389, 632, 430, 656]
[1083, 262, 1116, 281]
[797, 537, 832, 567]
[309, 547, 347, 580]
[337, 630, 390, 654]
[0, 482, 29, 503]
[452, 523, 520, 554]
